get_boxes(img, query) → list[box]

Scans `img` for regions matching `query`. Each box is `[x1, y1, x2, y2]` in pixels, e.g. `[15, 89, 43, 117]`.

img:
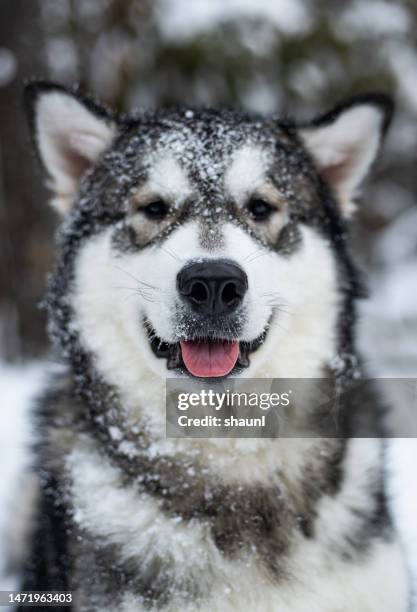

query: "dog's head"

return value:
[25, 83, 392, 391]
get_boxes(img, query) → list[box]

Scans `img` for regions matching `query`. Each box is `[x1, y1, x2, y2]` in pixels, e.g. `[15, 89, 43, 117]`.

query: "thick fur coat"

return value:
[20, 82, 410, 611]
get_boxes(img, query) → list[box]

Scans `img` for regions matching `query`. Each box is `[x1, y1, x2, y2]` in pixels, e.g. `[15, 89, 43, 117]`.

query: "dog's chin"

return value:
[143, 319, 269, 379]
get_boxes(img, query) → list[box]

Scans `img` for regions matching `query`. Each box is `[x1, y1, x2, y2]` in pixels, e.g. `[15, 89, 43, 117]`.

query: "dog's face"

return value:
[25, 83, 392, 390]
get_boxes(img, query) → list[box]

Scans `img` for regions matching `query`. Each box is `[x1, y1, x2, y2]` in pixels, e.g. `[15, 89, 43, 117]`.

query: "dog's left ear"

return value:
[24, 81, 117, 214]
[300, 94, 393, 218]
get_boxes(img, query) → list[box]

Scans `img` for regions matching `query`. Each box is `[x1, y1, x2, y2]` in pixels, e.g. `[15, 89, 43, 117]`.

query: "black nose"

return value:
[177, 260, 248, 316]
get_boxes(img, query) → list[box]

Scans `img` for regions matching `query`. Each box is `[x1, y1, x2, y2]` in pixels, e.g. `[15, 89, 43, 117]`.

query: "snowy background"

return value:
[0, 0, 416, 607]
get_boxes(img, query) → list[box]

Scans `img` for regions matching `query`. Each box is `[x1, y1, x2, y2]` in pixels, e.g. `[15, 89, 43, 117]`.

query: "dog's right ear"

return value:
[24, 81, 117, 214]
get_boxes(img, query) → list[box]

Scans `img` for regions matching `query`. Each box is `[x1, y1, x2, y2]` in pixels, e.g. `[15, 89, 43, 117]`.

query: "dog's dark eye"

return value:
[142, 199, 169, 220]
[247, 198, 274, 221]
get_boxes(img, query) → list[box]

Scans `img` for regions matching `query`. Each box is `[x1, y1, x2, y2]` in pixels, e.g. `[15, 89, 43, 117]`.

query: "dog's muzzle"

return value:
[144, 258, 270, 378]
[174, 260, 247, 376]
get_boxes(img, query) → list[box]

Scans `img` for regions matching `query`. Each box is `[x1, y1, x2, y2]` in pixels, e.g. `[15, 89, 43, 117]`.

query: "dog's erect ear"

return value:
[300, 94, 393, 218]
[24, 81, 117, 214]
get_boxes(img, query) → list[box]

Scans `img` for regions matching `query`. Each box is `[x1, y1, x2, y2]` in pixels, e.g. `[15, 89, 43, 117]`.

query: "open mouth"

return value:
[144, 321, 268, 378]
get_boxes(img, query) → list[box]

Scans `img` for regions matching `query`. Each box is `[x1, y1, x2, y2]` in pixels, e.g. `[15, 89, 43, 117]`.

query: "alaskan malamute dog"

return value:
[21, 82, 410, 611]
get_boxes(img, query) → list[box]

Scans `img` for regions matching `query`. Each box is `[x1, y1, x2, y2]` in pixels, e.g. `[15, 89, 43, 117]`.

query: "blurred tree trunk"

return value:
[0, 0, 54, 361]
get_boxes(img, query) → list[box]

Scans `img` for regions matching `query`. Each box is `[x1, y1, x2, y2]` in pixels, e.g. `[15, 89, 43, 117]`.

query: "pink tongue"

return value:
[180, 340, 239, 377]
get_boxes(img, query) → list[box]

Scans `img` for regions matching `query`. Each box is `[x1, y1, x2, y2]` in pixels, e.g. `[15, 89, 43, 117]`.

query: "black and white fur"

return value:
[21, 81, 410, 611]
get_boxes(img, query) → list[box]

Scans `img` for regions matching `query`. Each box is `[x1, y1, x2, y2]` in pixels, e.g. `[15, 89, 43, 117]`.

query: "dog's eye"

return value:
[142, 199, 169, 220]
[247, 198, 274, 221]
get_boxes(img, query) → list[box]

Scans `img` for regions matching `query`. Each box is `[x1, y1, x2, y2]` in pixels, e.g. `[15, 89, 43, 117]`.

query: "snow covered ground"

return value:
[0, 362, 46, 593]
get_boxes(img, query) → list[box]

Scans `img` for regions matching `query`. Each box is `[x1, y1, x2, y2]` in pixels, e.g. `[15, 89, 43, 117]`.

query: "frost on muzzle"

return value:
[144, 258, 269, 378]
